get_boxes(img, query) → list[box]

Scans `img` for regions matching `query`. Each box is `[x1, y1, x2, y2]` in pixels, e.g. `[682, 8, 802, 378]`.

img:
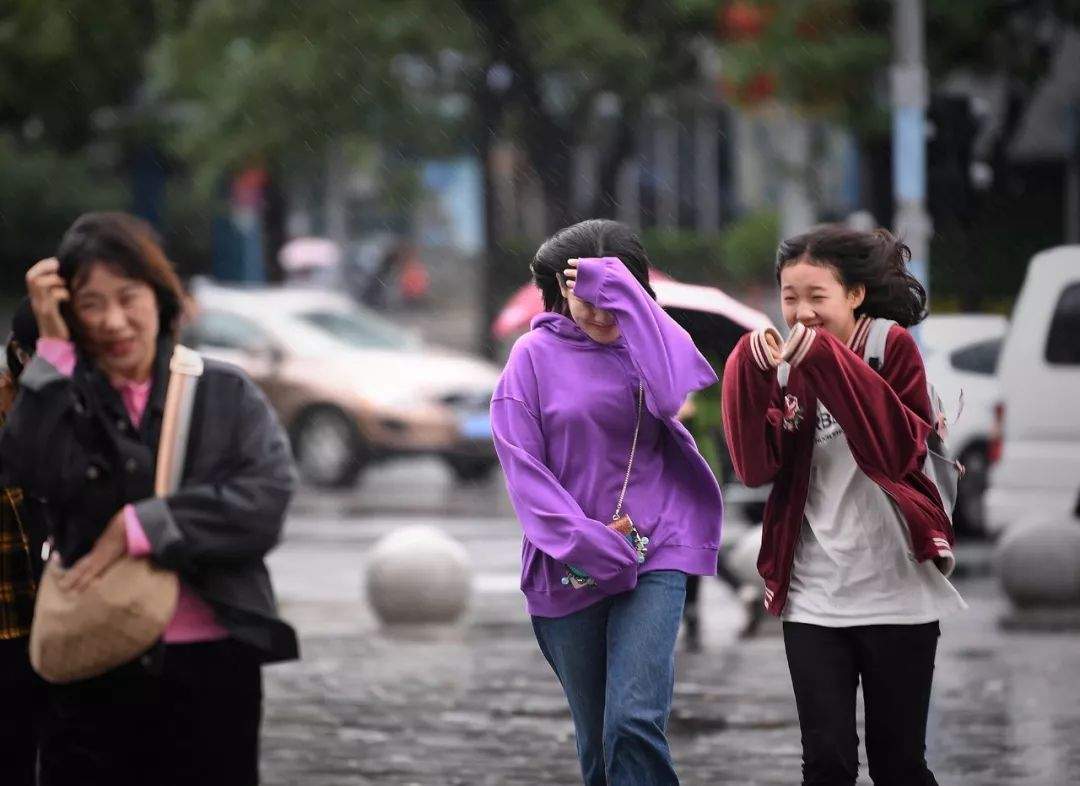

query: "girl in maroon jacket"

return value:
[723, 225, 965, 785]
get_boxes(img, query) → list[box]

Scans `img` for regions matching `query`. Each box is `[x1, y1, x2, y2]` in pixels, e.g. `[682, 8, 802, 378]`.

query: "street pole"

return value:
[891, 0, 931, 296]
[1066, 102, 1080, 244]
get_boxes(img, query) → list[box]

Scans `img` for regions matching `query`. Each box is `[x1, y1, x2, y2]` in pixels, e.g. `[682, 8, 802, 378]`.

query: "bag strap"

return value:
[612, 380, 645, 521]
[862, 318, 897, 372]
[155, 345, 205, 496]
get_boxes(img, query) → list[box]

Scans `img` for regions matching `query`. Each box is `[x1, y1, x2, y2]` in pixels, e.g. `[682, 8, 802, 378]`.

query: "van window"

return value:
[950, 339, 1001, 375]
[1046, 283, 1080, 365]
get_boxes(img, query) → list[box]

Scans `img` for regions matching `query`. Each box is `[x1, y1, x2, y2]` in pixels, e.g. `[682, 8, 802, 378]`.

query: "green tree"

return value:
[717, 0, 1080, 307]
[150, 0, 718, 229]
[0, 1, 212, 294]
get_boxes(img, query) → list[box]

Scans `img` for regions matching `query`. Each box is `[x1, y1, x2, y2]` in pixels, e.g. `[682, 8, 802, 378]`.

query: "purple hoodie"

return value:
[491, 257, 724, 618]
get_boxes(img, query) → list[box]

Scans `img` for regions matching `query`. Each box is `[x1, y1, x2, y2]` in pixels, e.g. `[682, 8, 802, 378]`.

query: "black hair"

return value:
[6, 297, 38, 379]
[775, 224, 928, 326]
[55, 212, 186, 339]
[531, 219, 656, 313]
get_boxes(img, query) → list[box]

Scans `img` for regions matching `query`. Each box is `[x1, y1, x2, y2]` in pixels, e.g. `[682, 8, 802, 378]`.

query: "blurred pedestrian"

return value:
[0, 298, 48, 786]
[0, 212, 299, 786]
[491, 219, 723, 785]
[679, 385, 765, 648]
[722, 225, 966, 785]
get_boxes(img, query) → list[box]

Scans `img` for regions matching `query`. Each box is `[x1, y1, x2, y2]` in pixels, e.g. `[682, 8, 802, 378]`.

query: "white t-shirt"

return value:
[782, 401, 967, 627]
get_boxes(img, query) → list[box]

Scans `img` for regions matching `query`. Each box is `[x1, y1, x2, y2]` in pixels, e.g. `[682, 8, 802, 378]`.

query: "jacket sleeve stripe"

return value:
[749, 331, 769, 371]
[846, 315, 872, 353]
[782, 324, 817, 367]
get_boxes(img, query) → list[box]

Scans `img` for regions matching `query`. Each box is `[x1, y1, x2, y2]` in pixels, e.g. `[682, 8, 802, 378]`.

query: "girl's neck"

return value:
[835, 314, 864, 345]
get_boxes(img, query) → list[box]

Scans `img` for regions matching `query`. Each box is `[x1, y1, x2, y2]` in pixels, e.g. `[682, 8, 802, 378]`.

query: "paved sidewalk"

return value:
[262, 573, 1080, 785]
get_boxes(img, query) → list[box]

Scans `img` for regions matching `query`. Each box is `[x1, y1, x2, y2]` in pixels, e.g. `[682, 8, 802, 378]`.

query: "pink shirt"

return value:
[37, 338, 228, 644]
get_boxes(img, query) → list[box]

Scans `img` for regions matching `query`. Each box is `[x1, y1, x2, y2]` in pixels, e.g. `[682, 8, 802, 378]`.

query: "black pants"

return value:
[40, 639, 263, 786]
[0, 636, 46, 786]
[782, 621, 941, 786]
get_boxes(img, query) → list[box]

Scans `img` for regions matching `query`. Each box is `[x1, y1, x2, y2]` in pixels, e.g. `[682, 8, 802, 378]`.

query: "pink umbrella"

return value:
[490, 284, 543, 341]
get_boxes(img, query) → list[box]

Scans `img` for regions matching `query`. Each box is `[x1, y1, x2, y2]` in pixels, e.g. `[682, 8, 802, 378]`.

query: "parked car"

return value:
[919, 314, 1008, 536]
[183, 281, 501, 487]
[985, 246, 1080, 538]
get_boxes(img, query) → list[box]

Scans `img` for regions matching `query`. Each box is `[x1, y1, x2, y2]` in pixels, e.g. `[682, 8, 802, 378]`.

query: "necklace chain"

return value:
[613, 380, 644, 521]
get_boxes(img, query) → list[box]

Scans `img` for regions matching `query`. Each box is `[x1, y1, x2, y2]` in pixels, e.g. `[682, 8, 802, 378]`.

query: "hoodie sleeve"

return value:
[573, 257, 718, 420]
[782, 323, 933, 481]
[721, 329, 788, 487]
[490, 347, 639, 585]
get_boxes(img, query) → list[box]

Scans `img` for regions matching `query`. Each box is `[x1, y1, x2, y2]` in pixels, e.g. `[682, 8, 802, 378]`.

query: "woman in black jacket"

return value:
[0, 212, 298, 786]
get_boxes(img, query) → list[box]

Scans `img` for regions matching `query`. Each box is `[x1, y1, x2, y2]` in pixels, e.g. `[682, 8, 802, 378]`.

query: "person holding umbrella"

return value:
[0, 212, 298, 786]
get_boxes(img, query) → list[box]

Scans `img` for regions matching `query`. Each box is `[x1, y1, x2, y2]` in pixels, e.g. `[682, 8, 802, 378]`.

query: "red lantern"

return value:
[740, 71, 777, 104]
[719, 70, 776, 107]
[718, 1, 766, 41]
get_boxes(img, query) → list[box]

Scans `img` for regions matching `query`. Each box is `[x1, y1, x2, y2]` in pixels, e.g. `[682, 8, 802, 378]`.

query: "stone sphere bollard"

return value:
[996, 519, 1080, 607]
[728, 524, 763, 587]
[365, 525, 472, 625]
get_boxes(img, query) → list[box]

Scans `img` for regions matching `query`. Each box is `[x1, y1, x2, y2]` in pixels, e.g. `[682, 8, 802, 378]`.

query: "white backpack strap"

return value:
[862, 318, 897, 372]
[776, 361, 791, 389]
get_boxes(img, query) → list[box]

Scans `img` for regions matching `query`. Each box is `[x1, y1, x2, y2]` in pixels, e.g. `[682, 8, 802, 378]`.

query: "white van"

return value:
[985, 246, 1080, 537]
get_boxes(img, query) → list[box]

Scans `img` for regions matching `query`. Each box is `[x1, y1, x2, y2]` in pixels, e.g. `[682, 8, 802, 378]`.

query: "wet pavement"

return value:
[262, 460, 1080, 785]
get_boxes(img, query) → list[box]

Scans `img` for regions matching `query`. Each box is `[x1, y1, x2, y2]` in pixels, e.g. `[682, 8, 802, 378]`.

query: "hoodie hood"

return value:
[531, 311, 624, 348]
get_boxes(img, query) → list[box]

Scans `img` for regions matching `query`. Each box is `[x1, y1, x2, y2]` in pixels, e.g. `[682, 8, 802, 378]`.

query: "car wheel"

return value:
[445, 456, 498, 484]
[954, 443, 990, 538]
[292, 407, 367, 488]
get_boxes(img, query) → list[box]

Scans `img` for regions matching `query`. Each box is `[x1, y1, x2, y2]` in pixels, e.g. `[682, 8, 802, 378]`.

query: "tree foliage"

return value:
[149, 0, 718, 228]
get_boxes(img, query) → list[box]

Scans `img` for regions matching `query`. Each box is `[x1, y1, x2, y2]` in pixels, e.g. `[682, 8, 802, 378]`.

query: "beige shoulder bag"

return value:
[30, 346, 203, 683]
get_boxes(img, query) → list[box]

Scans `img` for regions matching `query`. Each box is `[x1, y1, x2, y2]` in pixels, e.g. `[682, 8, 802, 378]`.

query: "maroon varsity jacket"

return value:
[722, 315, 955, 616]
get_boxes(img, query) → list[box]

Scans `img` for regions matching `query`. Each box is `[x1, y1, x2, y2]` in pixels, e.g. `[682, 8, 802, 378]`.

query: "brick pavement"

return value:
[262, 575, 1080, 785]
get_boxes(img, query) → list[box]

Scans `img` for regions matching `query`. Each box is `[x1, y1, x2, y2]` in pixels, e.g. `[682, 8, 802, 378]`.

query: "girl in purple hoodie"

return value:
[491, 219, 723, 785]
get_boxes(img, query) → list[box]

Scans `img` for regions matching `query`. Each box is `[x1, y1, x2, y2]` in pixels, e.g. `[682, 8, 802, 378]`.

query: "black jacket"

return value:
[0, 338, 299, 663]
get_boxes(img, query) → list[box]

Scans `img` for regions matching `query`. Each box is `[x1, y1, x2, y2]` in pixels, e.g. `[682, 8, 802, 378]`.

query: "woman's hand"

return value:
[561, 258, 579, 291]
[60, 510, 129, 593]
[25, 258, 71, 341]
[0, 371, 15, 417]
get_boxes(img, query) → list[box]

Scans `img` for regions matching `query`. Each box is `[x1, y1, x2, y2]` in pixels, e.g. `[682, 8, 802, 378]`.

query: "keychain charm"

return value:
[562, 566, 596, 588]
[610, 513, 648, 564]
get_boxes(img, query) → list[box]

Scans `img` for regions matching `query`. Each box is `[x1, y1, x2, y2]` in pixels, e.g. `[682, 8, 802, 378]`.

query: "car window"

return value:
[184, 310, 276, 354]
[1046, 283, 1080, 365]
[950, 338, 1001, 375]
[297, 310, 412, 350]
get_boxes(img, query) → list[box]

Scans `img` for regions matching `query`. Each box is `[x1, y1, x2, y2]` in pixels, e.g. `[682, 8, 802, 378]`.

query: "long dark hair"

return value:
[531, 219, 656, 313]
[55, 212, 186, 338]
[775, 225, 928, 326]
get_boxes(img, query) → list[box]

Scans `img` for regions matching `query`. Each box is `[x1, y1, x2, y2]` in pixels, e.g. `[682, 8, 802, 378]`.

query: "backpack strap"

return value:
[862, 318, 897, 372]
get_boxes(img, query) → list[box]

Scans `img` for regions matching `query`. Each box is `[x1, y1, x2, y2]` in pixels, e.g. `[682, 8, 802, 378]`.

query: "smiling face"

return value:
[559, 277, 621, 344]
[71, 262, 160, 383]
[779, 258, 865, 343]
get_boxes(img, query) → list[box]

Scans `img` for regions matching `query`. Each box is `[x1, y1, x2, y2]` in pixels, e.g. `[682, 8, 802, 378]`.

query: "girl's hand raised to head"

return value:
[25, 258, 71, 341]
[562, 258, 579, 290]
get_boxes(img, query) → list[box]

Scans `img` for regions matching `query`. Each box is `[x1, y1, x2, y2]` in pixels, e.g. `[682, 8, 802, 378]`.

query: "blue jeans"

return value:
[532, 570, 687, 786]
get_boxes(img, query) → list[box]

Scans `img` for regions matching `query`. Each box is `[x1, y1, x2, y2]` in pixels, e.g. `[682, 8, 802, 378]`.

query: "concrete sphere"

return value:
[728, 524, 763, 587]
[365, 525, 472, 624]
[996, 519, 1080, 607]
